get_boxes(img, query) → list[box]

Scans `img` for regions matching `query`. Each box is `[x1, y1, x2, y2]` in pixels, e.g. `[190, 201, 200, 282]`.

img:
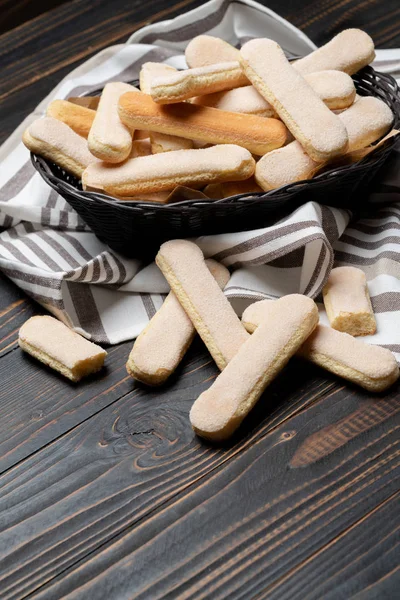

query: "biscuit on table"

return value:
[323, 266, 376, 336]
[127, 259, 230, 385]
[242, 300, 399, 392]
[156, 240, 250, 371]
[19, 316, 107, 382]
[190, 294, 319, 441]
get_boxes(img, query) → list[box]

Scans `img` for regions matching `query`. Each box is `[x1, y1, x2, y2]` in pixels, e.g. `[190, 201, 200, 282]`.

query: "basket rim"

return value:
[31, 65, 400, 212]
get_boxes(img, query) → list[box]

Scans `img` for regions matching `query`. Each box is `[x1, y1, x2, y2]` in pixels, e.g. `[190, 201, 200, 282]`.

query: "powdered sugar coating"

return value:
[88, 82, 135, 163]
[294, 29, 375, 76]
[323, 266, 371, 314]
[339, 96, 393, 151]
[190, 294, 318, 439]
[82, 144, 255, 195]
[24, 117, 98, 177]
[255, 141, 320, 191]
[240, 39, 349, 162]
[149, 62, 248, 104]
[140, 62, 178, 94]
[185, 35, 240, 68]
[19, 316, 106, 371]
[156, 240, 250, 370]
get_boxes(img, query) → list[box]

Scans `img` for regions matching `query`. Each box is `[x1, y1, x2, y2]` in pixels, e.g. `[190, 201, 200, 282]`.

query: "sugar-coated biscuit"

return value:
[255, 141, 321, 191]
[46, 100, 95, 138]
[127, 259, 230, 385]
[190, 294, 318, 440]
[115, 191, 171, 203]
[192, 71, 355, 115]
[148, 62, 248, 104]
[19, 315, 107, 382]
[118, 91, 287, 156]
[294, 29, 375, 76]
[323, 266, 376, 336]
[140, 62, 178, 94]
[185, 35, 240, 68]
[150, 132, 194, 153]
[88, 82, 137, 163]
[156, 240, 250, 370]
[242, 301, 398, 392]
[22, 117, 99, 179]
[240, 39, 348, 162]
[82, 144, 255, 196]
[339, 96, 393, 151]
[134, 129, 151, 140]
[255, 96, 394, 191]
[304, 70, 356, 109]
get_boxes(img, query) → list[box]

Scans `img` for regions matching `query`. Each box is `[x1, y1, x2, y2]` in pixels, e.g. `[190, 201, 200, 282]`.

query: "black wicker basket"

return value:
[32, 66, 400, 258]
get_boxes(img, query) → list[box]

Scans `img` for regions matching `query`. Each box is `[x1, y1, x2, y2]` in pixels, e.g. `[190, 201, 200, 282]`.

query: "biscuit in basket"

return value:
[148, 62, 248, 104]
[323, 266, 376, 336]
[189, 294, 318, 441]
[118, 90, 287, 155]
[185, 35, 240, 68]
[46, 100, 95, 138]
[139, 62, 178, 93]
[22, 117, 99, 179]
[127, 259, 230, 385]
[192, 70, 355, 115]
[19, 316, 107, 382]
[88, 82, 137, 163]
[255, 96, 393, 191]
[242, 300, 398, 392]
[294, 29, 375, 76]
[240, 39, 349, 162]
[156, 240, 250, 370]
[150, 132, 193, 153]
[82, 144, 256, 196]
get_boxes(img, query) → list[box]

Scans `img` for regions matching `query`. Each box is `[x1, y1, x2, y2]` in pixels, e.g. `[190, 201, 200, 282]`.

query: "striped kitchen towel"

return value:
[0, 0, 400, 361]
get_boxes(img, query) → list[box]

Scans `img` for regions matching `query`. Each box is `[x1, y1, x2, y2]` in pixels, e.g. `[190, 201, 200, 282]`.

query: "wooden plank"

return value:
[0, 0, 204, 142]
[0, 0, 69, 35]
[0, 374, 397, 599]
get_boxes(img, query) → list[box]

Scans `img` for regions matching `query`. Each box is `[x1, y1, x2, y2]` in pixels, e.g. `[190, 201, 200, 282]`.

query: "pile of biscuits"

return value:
[23, 29, 396, 201]
[19, 240, 399, 442]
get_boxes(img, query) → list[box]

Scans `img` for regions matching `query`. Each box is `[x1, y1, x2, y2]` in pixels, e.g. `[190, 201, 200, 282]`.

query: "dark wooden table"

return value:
[0, 1, 399, 598]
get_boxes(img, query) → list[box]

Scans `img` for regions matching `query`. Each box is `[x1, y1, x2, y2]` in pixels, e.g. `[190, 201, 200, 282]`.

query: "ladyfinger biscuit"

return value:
[255, 96, 393, 191]
[240, 39, 348, 162]
[323, 266, 376, 336]
[255, 141, 321, 191]
[185, 35, 240, 68]
[305, 70, 356, 110]
[88, 82, 137, 163]
[294, 29, 375, 76]
[140, 62, 178, 94]
[118, 91, 287, 156]
[82, 144, 255, 196]
[127, 259, 230, 385]
[242, 301, 398, 392]
[339, 96, 393, 151]
[22, 117, 98, 179]
[19, 316, 107, 382]
[156, 240, 250, 371]
[192, 71, 355, 115]
[190, 294, 318, 441]
[46, 100, 95, 138]
[148, 62, 248, 104]
[150, 132, 194, 153]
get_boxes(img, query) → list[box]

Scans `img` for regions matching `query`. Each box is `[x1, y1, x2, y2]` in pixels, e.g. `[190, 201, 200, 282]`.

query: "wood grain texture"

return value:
[0, 0, 399, 598]
[1, 378, 394, 600]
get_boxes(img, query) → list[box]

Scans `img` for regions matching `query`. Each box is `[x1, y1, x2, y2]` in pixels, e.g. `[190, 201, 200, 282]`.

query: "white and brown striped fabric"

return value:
[0, 0, 400, 362]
